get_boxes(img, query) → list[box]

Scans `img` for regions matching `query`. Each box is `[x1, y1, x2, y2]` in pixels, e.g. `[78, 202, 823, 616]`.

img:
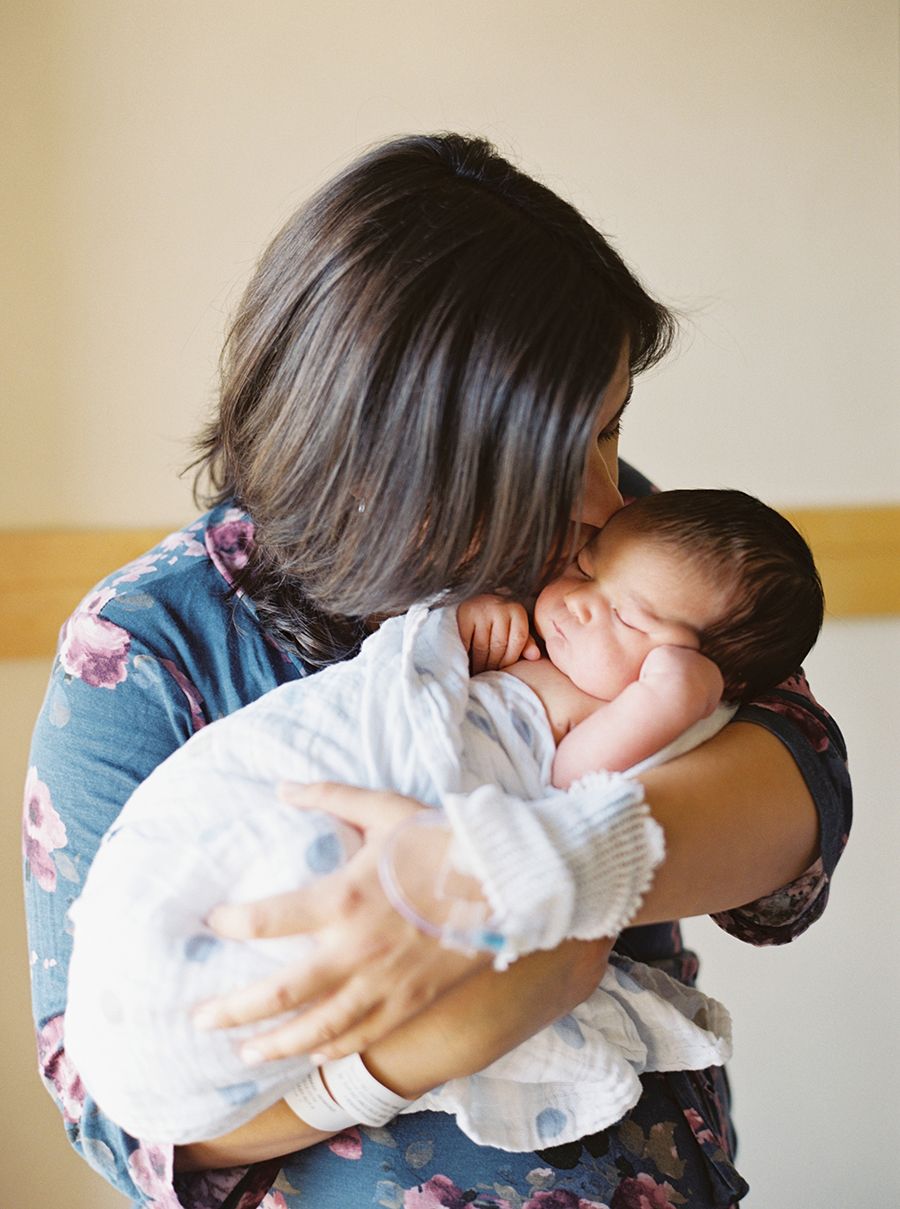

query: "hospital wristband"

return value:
[283, 1066, 358, 1131]
[320, 1052, 414, 1125]
[284, 1054, 413, 1131]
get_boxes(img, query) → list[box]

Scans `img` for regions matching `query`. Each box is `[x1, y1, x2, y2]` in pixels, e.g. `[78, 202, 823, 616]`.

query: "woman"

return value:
[24, 134, 850, 1209]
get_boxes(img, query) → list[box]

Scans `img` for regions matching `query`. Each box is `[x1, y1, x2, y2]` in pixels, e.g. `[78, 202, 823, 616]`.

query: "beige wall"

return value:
[2, 2, 897, 1206]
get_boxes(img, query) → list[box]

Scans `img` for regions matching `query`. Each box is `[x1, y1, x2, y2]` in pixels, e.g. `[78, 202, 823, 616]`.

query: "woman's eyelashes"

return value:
[597, 382, 633, 445]
[597, 417, 623, 445]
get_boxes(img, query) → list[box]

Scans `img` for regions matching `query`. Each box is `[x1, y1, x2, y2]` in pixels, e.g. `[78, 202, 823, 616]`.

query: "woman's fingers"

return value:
[207, 885, 332, 941]
[196, 784, 495, 1062]
[277, 781, 422, 829]
[236, 942, 481, 1065]
[207, 785, 423, 942]
[237, 986, 384, 1067]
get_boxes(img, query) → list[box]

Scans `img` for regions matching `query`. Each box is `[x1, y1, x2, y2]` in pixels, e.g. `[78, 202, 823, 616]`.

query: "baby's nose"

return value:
[565, 587, 593, 623]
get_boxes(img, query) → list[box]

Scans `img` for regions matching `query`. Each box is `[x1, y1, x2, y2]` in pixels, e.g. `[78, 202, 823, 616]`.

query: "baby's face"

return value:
[534, 520, 730, 701]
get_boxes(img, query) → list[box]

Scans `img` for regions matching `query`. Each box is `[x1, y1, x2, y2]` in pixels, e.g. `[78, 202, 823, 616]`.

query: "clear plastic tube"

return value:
[377, 811, 506, 955]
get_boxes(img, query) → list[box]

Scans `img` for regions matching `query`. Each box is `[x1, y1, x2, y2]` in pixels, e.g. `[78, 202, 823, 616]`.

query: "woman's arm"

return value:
[176, 935, 615, 1170]
[201, 707, 829, 1065]
[630, 720, 820, 923]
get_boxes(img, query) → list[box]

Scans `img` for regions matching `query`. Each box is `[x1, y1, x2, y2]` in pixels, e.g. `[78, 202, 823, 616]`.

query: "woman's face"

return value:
[572, 341, 631, 548]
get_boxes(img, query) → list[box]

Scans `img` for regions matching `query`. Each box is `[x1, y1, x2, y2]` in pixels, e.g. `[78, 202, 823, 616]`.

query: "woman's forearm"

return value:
[174, 935, 614, 1171]
[630, 720, 820, 925]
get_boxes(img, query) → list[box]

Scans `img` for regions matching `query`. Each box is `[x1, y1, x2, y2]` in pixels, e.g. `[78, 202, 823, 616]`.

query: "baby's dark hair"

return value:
[614, 489, 824, 703]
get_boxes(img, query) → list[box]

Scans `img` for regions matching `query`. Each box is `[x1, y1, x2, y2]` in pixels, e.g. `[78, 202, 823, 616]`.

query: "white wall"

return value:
[3, 2, 897, 1206]
[683, 615, 900, 1205]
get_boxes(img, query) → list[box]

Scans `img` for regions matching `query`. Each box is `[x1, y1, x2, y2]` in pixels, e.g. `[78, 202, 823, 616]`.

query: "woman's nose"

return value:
[574, 444, 624, 533]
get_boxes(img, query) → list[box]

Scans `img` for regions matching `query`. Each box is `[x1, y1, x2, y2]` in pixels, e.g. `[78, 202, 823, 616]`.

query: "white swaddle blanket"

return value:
[66, 605, 732, 1152]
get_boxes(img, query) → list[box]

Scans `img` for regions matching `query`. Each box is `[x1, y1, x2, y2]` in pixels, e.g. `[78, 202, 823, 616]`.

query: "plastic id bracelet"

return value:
[285, 1054, 413, 1130]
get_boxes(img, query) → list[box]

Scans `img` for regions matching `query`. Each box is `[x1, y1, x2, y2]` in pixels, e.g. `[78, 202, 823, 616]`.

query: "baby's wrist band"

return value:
[284, 1053, 413, 1131]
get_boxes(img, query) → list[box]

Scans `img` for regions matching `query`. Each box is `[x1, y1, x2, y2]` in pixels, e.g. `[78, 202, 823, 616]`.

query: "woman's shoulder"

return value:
[53, 502, 305, 719]
[618, 459, 657, 502]
[83, 502, 252, 606]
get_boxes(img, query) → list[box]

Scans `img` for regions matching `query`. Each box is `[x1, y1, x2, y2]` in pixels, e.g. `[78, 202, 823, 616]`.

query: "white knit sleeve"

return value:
[440, 770, 665, 968]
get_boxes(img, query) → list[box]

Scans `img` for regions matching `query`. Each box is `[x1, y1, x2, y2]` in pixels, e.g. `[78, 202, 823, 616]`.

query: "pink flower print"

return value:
[206, 511, 255, 586]
[610, 1172, 676, 1209]
[327, 1127, 363, 1159]
[160, 529, 207, 558]
[36, 1015, 85, 1124]
[523, 1191, 608, 1209]
[682, 1107, 716, 1147]
[405, 1175, 512, 1209]
[111, 554, 161, 586]
[127, 1141, 182, 1209]
[404, 1174, 469, 1208]
[752, 694, 830, 752]
[59, 609, 131, 688]
[160, 660, 206, 732]
[23, 768, 67, 891]
[82, 586, 117, 613]
[260, 1193, 289, 1209]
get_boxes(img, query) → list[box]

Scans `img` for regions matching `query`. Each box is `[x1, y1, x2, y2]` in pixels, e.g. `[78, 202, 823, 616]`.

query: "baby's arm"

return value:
[457, 595, 541, 674]
[552, 645, 724, 790]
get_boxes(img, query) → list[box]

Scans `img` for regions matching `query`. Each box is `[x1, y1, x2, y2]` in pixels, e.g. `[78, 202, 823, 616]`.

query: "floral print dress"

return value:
[23, 466, 852, 1209]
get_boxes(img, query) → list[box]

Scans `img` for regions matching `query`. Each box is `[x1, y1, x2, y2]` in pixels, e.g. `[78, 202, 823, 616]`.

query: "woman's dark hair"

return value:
[194, 133, 676, 665]
[615, 489, 825, 703]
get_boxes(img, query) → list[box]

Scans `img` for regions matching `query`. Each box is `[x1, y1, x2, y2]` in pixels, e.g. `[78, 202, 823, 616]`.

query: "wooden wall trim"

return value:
[0, 529, 170, 660]
[780, 505, 900, 621]
[1, 506, 898, 659]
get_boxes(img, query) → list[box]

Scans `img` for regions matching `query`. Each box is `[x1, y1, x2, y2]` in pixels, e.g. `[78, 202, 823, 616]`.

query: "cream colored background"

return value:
[2, 2, 897, 1205]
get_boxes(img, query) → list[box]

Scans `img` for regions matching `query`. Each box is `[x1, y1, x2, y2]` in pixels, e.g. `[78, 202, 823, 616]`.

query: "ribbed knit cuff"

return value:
[441, 771, 664, 968]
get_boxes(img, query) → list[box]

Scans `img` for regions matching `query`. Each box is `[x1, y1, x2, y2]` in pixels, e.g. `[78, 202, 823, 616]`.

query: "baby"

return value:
[460, 485, 823, 787]
[65, 488, 822, 1152]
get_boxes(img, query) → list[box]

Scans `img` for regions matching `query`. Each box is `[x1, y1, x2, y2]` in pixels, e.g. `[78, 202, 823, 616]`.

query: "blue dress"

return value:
[23, 466, 852, 1209]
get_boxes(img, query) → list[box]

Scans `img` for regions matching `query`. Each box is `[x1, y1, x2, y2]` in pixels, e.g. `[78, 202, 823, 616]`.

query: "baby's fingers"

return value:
[496, 607, 533, 668]
[521, 636, 541, 662]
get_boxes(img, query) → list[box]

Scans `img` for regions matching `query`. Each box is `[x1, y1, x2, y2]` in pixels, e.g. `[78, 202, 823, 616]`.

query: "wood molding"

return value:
[0, 529, 170, 660]
[1, 507, 898, 659]
[779, 505, 900, 621]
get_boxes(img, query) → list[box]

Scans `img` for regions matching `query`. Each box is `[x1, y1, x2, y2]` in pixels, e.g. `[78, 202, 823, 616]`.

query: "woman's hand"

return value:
[193, 783, 493, 1065]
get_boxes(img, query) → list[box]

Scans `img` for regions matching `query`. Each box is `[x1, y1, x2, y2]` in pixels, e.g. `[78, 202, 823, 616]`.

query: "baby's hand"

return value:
[639, 645, 724, 718]
[457, 595, 541, 674]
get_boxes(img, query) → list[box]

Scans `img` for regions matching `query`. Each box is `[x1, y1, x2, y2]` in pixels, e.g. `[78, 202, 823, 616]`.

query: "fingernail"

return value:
[309, 1053, 327, 1067]
[192, 1007, 218, 1030]
[241, 1045, 267, 1067]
